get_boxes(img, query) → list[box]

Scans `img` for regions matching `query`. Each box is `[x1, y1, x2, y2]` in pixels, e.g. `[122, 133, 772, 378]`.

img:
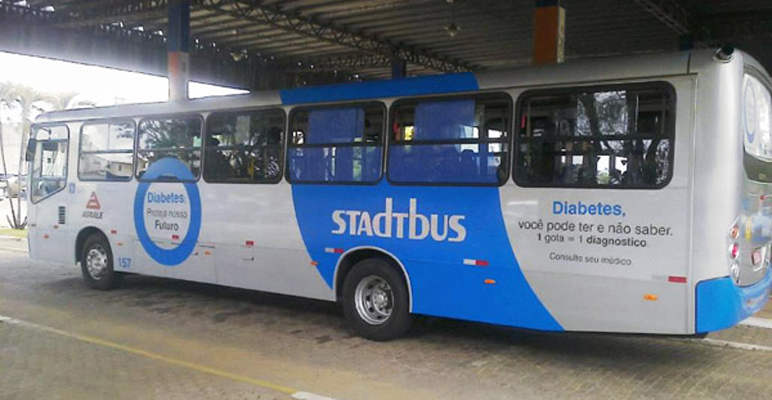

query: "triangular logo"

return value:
[86, 192, 101, 210]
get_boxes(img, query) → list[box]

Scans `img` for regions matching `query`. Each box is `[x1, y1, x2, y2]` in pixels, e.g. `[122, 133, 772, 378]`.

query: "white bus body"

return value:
[27, 49, 772, 339]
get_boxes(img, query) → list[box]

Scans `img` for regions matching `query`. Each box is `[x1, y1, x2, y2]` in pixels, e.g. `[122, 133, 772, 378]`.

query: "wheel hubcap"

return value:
[354, 276, 394, 325]
[85, 245, 108, 280]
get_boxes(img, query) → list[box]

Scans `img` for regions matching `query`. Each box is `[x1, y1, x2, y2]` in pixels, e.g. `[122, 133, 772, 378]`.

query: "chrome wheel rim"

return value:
[354, 275, 393, 325]
[85, 245, 108, 280]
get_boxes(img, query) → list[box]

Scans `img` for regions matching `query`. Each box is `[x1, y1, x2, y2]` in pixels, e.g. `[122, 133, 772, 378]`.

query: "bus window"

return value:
[388, 94, 510, 185]
[287, 103, 384, 183]
[514, 84, 675, 188]
[204, 109, 285, 183]
[136, 116, 202, 180]
[79, 121, 135, 181]
[30, 125, 68, 203]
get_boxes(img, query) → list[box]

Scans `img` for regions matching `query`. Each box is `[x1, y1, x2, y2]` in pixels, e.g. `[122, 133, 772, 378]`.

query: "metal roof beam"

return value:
[283, 53, 393, 73]
[631, 0, 691, 35]
[42, 0, 473, 73]
[53, 0, 168, 28]
[195, 0, 473, 73]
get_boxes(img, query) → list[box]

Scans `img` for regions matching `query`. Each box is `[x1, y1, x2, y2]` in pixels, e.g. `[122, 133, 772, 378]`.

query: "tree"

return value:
[0, 82, 84, 229]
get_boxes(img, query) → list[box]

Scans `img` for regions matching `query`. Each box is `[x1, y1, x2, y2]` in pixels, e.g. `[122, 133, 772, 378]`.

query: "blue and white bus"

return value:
[27, 48, 772, 340]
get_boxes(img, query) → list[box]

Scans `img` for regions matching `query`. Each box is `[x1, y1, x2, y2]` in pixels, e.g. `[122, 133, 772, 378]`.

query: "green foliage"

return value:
[0, 82, 86, 229]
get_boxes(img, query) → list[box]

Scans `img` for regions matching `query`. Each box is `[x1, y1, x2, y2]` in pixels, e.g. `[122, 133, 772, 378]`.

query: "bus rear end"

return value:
[693, 49, 772, 333]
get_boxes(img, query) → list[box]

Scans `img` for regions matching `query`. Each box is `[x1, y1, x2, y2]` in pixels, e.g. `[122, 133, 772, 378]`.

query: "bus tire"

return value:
[80, 233, 121, 290]
[342, 258, 413, 341]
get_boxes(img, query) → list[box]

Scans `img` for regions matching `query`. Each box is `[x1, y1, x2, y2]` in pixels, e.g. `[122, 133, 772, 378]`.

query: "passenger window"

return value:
[514, 84, 675, 188]
[389, 94, 510, 185]
[204, 109, 285, 183]
[287, 103, 384, 183]
[79, 121, 135, 181]
[136, 117, 202, 180]
[30, 125, 69, 203]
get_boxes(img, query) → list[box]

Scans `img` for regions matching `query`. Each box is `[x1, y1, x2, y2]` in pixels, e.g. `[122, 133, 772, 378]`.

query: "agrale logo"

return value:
[83, 191, 103, 219]
[331, 198, 466, 242]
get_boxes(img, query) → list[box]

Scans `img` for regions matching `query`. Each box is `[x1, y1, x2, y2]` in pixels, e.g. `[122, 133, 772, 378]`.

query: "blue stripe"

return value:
[279, 73, 479, 105]
[290, 181, 563, 331]
[695, 269, 772, 333]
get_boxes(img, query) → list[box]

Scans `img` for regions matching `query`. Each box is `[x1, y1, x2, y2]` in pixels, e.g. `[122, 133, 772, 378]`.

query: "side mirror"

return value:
[25, 139, 36, 162]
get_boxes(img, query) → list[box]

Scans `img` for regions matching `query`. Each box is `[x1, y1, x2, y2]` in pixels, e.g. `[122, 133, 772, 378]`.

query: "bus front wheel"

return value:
[80, 233, 121, 290]
[342, 258, 413, 341]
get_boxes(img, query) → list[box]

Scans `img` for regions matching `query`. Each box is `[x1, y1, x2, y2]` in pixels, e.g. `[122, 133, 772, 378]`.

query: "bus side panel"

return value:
[71, 180, 147, 275]
[28, 188, 71, 263]
[501, 77, 695, 334]
[202, 181, 334, 302]
[290, 182, 564, 331]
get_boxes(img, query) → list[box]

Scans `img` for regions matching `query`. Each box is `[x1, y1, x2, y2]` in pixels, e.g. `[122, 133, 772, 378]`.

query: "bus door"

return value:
[28, 125, 71, 262]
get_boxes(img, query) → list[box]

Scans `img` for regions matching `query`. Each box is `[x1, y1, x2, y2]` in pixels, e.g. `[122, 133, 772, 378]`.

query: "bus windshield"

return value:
[30, 125, 68, 203]
[743, 73, 772, 181]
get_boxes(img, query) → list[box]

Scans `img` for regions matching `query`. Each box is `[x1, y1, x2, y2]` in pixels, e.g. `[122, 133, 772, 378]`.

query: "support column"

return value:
[168, 0, 190, 101]
[391, 54, 407, 79]
[532, 0, 566, 65]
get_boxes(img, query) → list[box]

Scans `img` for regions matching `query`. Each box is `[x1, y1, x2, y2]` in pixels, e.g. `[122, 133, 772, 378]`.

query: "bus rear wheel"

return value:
[342, 258, 413, 341]
[80, 233, 121, 290]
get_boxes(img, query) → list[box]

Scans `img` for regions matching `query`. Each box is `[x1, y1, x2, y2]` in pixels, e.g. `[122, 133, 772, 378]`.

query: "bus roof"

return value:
[35, 49, 699, 124]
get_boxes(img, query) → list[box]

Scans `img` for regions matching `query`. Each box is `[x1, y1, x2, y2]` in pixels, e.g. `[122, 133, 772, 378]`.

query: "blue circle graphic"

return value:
[134, 158, 201, 266]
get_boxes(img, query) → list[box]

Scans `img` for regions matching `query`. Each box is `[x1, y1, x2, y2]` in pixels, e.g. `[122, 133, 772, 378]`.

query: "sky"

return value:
[0, 51, 249, 174]
[0, 51, 248, 106]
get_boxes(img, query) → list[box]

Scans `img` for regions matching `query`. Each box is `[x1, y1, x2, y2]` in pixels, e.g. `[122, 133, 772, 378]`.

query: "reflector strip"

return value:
[245, 240, 255, 247]
[463, 259, 489, 266]
[310, 261, 319, 266]
[324, 247, 344, 254]
[111, 230, 118, 235]
[668, 276, 687, 283]
[753, 248, 762, 265]
[484, 279, 496, 284]
[172, 234, 180, 241]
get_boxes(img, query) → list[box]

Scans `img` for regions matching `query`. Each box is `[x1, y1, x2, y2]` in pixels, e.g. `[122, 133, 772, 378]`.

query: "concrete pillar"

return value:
[391, 55, 407, 79]
[168, 0, 190, 101]
[532, 0, 566, 65]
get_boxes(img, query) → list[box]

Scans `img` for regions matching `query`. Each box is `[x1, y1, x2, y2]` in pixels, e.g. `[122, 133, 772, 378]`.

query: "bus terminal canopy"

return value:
[1, 0, 771, 90]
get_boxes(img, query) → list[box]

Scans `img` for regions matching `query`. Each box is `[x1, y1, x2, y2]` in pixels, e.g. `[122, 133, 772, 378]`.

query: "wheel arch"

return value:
[74, 226, 107, 264]
[333, 246, 413, 312]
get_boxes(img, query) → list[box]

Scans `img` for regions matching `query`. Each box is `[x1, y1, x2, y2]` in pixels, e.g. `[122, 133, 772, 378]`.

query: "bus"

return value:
[27, 48, 772, 341]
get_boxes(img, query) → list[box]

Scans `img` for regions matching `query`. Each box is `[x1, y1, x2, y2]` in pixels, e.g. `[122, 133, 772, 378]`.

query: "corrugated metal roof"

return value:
[14, 0, 772, 84]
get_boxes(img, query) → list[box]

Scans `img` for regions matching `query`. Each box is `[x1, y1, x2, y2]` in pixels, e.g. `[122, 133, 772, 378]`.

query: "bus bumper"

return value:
[695, 269, 772, 334]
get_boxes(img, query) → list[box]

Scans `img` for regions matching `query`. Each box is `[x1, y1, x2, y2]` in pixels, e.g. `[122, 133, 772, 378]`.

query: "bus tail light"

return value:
[730, 224, 740, 239]
[729, 243, 740, 260]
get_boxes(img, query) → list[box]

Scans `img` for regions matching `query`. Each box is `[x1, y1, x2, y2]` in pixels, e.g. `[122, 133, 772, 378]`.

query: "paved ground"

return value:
[2, 239, 772, 400]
